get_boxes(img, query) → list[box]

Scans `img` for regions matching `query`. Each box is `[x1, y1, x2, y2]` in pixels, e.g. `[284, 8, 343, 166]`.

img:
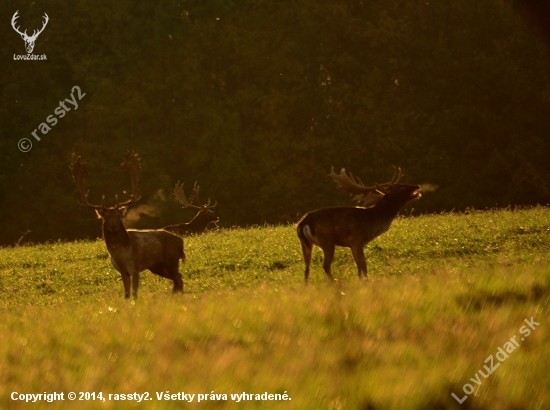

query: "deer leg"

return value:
[111, 258, 131, 298]
[130, 269, 140, 299]
[166, 259, 183, 294]
[149, 262, 183, 294]
[350, 245, 367, 278]
[300, 241, 313, 283]
[321, 245, 335, 281]
[170, 270, 183, 294]
[120, 271, 131, 299]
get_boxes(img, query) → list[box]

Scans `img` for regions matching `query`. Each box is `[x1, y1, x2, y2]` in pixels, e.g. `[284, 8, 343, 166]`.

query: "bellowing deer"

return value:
[297, 167, 421, 282]
[70, 152, 185, 298]
[163, 182, 219, 236]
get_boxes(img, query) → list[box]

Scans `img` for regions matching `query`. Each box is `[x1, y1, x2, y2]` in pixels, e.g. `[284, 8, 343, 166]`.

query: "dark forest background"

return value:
[1, 0, 550, 245]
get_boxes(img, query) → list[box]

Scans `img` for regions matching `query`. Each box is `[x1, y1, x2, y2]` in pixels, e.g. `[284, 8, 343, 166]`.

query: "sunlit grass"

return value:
[1, 207, 549, 409]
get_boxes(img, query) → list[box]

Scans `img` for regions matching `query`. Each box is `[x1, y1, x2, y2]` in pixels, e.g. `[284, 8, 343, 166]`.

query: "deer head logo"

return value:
[11, 11, 49, 54]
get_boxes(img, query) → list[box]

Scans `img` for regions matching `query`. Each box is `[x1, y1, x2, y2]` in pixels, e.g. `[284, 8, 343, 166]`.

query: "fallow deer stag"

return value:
[70, 152, 185, 298]
[296, 167, 421, 282]
[163, 181, 219, 236]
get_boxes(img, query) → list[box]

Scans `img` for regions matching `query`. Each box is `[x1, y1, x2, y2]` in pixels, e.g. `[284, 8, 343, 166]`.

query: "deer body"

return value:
[299, 206, 395, 248]
[71, 152, 185, 298]
[297, 167, 421, 282]
[103, 225, 185, 298]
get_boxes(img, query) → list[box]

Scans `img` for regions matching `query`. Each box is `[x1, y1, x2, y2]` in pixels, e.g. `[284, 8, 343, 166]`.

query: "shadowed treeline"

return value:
[1, 0, 550, 245]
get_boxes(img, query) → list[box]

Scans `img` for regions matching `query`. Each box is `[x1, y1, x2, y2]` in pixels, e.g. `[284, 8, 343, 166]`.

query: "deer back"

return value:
[127, 229, 184, 271]
[299, 206, 391, 248]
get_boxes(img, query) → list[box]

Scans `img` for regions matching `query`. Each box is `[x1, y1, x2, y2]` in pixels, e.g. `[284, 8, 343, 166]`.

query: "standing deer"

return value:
[70, 152, 185, 298]
[163, 181, 219, 236]
[297, 167, 421, 282]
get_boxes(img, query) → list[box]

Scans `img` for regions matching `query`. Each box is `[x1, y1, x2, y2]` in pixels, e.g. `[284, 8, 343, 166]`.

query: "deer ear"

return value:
[95, 209, 103, 219]
[375, 188, 385, 195]
[118, 206, 128, 216]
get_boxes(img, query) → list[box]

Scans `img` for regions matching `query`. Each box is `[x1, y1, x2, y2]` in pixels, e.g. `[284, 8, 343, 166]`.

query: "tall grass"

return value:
[1, 207, 549, 409]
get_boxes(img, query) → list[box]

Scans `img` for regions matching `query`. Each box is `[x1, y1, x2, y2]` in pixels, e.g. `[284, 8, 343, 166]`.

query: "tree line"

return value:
[1, 0, 550, 245]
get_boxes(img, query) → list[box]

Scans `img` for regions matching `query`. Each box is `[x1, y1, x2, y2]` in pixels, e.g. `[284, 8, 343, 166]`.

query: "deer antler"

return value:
[329, 166, 404, 206]
[71, 152, 142, 210]
[329, 167, 372, 194]
[117, 151, 141, 207]
[70, 153, 105, 210]
[329, 167, 383, 206]
[30, 13, 49, 40]
[11, 11, 48, 40]
[174, 182, 200, 210]
[11, 11, 25, 37]
[190, 182, 203, 207]
[389, 166, 403, 184]
[174, 181, 217, 210]
[192, 182, 217, 208]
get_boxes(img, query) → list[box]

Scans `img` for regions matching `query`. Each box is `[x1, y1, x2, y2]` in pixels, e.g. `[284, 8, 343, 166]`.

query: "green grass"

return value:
[1, 207, 550, 409]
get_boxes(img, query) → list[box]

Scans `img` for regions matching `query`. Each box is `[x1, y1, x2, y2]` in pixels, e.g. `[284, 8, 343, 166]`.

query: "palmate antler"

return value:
[70, 151, 141, 210]
[117, 151, 141, 207]
[329, 166, 403, 206]
[173, 181, 217, 210]
[70, 154, 105, 210]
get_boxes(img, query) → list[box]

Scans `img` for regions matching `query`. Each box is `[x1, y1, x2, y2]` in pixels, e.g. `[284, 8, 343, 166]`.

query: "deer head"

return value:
[173, 181, 219, 225]
[70, 152, 141, 233]
[11, 11, 49, 54]
[329, 166, 421, 207]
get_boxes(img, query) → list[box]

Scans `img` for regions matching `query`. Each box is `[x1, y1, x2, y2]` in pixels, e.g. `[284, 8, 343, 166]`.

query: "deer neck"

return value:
[102, 222, 131, 250]
[186, 211, 209, 233]
[372, 197, 408, 222]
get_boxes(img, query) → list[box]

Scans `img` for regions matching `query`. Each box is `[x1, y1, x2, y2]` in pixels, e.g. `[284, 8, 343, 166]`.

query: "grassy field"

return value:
[1, 207, 549, 409]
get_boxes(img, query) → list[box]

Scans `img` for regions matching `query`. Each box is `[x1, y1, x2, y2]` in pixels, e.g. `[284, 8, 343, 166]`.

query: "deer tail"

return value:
[297, 220, 315, 248]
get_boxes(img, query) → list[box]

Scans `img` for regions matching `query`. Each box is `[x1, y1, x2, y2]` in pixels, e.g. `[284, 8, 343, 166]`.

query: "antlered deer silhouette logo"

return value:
[11, 11, 49, 54]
